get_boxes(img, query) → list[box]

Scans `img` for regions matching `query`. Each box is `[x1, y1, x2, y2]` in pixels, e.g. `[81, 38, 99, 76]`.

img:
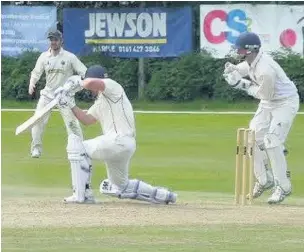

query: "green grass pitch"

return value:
[2, 110, 304, 251]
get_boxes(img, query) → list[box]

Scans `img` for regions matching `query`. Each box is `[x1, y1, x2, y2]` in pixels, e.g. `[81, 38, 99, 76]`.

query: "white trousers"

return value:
[31, 91, 83, 153]
[249, 95, 299, 186]
[83, 134, 136, 189]
[249, 95, 299, 146]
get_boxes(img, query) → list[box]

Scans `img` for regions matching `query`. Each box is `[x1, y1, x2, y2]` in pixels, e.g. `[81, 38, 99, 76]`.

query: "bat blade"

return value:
[15, 98, 58, 136]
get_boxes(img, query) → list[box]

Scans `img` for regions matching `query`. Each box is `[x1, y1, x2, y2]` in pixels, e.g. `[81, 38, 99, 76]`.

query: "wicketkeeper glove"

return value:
[223, 70, 252, 91]
[224, 62, 238, 74]
[224, 61, 250, 75]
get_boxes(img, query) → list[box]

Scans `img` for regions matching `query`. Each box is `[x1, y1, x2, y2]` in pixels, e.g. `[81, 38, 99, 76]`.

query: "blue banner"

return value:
[1, 6, 57, 57]
[63, 7, 193, 58]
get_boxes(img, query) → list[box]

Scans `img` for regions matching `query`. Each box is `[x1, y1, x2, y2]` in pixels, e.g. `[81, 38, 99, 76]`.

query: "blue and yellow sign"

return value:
[63, 7, 193, 58]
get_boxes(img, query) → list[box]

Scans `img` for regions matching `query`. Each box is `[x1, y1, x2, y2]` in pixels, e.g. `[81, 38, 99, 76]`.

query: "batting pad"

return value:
[67, 134, 92, 202]
[100, 179, 176, 204]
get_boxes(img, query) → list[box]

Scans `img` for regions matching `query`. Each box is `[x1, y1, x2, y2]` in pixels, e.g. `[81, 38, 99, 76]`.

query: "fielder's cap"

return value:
[47, 30, 62, 40]
[85, 65, 108, 79]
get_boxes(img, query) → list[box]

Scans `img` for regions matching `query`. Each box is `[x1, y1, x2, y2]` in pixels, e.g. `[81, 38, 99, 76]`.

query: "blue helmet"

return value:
[234, 32, 261, 52]
[85, 65, 108, 79]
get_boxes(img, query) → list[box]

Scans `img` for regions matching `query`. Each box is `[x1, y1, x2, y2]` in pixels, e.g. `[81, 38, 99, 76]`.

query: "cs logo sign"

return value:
[203, 9, 251, 44]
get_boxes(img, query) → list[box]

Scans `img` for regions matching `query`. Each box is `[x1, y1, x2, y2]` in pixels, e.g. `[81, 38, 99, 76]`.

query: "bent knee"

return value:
[67, 133, 87, 161]
[263, 134, 282, 149]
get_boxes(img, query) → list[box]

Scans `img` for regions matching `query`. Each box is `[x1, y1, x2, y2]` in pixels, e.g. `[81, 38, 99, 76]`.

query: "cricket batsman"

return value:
[54, 65, 177, 204]
[223, 32, 299, 204]
[28, 30, 87, 158]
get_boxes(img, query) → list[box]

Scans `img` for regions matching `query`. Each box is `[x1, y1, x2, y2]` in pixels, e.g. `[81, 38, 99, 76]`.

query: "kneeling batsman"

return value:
[55, 65, 177, 205]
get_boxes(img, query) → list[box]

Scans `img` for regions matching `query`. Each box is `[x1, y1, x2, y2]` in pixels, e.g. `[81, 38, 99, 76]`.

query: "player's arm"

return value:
[71, 106, 97, 126]
[246, 71, 275, 100]
[82, 78, 122, 102]
[71, 54, 87, 78]
[55, 77, 97, 125]
[82, 78, 105, 93]
[29, 53, 45, 95]
[223, 67, 275, 100]
[56, 94, 97, 126]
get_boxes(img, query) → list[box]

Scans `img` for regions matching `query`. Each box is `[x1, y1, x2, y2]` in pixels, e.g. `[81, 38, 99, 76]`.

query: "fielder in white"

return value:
[28, 30, 87, 158]
[223, 32, 299, 204]
[55, 65, 177, 204]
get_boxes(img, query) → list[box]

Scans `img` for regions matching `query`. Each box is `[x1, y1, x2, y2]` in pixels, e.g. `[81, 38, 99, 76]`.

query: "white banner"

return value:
[200, 4, 304, 58]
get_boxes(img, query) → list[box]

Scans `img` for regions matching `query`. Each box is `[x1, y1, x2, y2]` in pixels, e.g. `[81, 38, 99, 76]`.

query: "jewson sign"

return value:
[1, 5, 57, 57]
[63, 7, 193, 58]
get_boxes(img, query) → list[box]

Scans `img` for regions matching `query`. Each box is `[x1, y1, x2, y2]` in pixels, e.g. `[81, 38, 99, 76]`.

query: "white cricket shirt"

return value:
[87, 79, 136, 137]
[247, 50, 298, 102]
[30, 48, 87, 94]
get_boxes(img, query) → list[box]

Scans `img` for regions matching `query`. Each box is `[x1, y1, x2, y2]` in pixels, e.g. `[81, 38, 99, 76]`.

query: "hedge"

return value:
[1, 51, 303, 102]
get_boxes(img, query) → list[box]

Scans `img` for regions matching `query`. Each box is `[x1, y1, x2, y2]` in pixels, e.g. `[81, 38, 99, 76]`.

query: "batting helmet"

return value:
[234, 32, 261, 53]
[85, 65, 108, 79]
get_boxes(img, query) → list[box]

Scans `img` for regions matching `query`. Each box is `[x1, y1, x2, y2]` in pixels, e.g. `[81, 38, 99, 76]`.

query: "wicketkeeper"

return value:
[223, 32, 299, 204]
[28, 29, 87, 158]
[54, 65, 177, 204]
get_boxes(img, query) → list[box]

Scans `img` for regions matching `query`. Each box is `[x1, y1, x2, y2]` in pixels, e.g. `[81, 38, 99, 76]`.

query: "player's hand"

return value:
[56, 88, 76, 109]
[224, 62, 237, 74]
[223, 70, 242, 86]
[63, 76, 83, 95]
[28, 83, 36, 95]
[54, 86, 64, 97]
[57, 91, 76, 109]
[224, 72, 252, 91]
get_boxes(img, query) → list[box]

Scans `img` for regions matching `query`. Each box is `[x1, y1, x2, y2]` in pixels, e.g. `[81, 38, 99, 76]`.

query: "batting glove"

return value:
[56, 90, 76, 109]
[63, 75, 84, 96]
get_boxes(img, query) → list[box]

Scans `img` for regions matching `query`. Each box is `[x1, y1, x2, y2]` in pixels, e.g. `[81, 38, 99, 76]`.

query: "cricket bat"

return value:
[15, 98, 58, 136]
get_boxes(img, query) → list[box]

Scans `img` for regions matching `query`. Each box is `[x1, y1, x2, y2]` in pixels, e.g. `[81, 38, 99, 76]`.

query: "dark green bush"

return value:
[271, 51, 304, 103]
[1, 51, 303, 102]
[1, 52, 46, 100]
[146, 53, 215, 101]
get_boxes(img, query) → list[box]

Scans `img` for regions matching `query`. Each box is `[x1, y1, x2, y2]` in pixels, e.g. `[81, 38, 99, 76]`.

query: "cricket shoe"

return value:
[252, 180, 275, 199]
[267, 185, 291, 204]
[63, 189, 96, 204]
[31, 148, 41, 158]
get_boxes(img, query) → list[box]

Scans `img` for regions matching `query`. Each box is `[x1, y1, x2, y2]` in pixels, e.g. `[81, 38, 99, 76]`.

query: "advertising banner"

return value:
[1, 6, 57, 57]
[63, 7, 193, 57]
[200, 4, 304, 58]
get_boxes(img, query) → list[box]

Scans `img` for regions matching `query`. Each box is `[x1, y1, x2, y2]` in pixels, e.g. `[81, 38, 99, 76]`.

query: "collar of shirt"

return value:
[250, 49, 263, 69]
[46, 48, 64, 57]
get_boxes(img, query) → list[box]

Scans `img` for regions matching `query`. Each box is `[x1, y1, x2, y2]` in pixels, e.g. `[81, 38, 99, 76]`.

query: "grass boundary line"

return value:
[1, 108, 304, 115]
